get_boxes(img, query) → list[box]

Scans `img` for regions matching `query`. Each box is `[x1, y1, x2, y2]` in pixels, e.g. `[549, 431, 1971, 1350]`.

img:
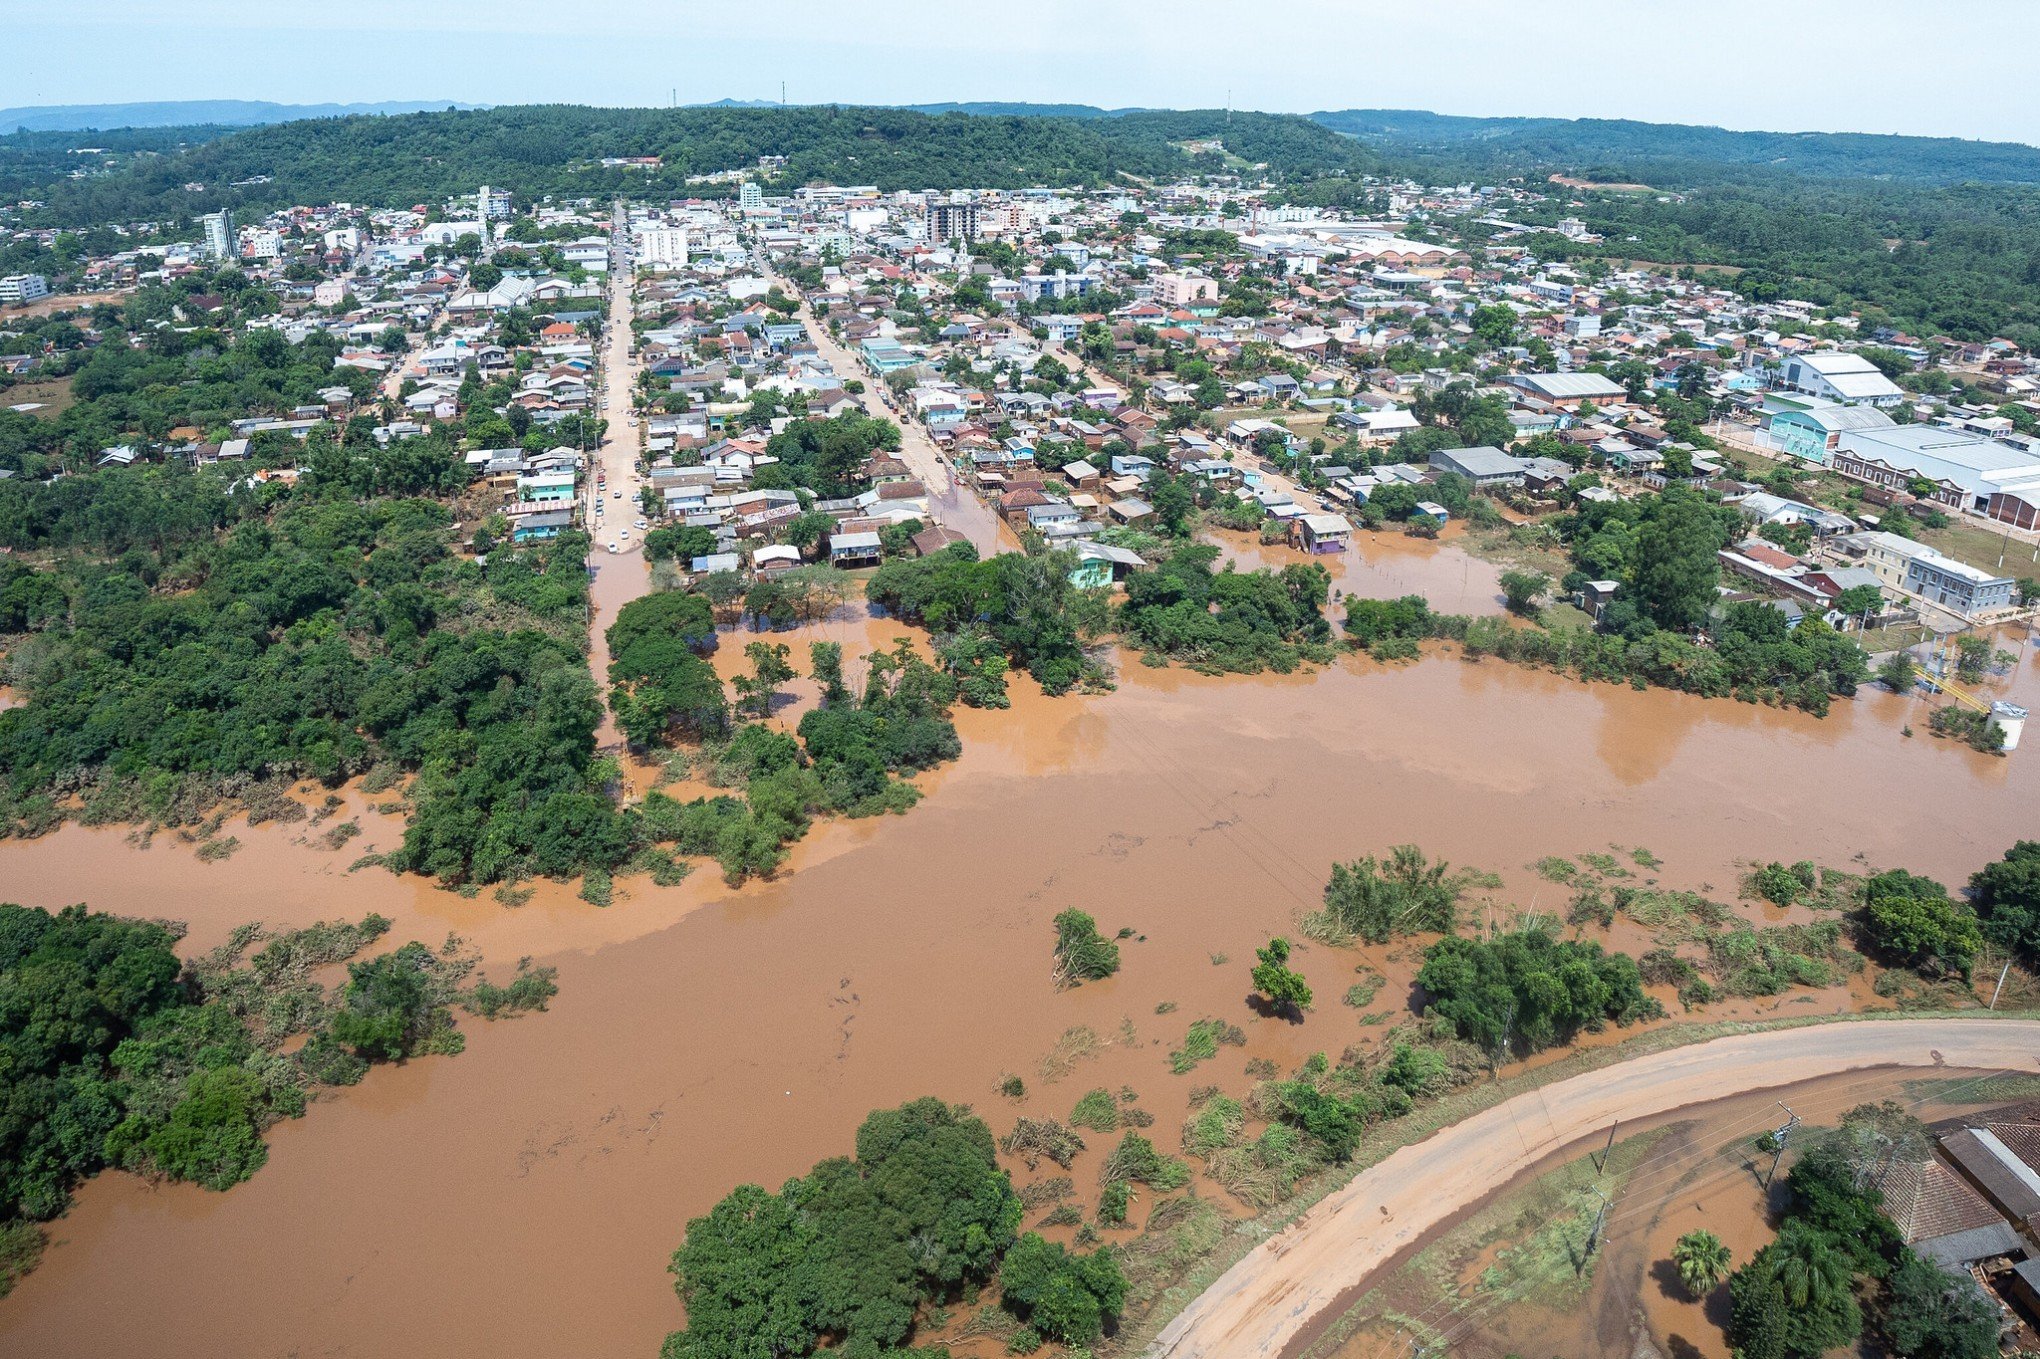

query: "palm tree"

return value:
[1763, 1226, 1849, 1309]
[1673, 1229, 1731, 1299]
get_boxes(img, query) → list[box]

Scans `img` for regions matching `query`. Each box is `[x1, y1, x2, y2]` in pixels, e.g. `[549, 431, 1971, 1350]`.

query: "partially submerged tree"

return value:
[1250, 937, 1312, 1017]
[1051, 908, 1121, 988]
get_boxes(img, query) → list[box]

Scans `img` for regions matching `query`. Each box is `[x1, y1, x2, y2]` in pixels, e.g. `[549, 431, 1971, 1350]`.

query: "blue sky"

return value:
[16, 0, 2040, 145]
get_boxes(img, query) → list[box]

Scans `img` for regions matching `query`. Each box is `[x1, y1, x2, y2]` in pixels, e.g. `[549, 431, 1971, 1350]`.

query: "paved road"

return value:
[584, 206, 654, 750]
[588, 204, 649, 567]
[1147, 1018, 2040, 1359]
[761, 260, 1012, 556]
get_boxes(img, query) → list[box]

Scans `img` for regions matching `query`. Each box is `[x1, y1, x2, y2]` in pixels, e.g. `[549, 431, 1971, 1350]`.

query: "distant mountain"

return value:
[1306, 108, 2040, 185]
[0, 100, 485, 134]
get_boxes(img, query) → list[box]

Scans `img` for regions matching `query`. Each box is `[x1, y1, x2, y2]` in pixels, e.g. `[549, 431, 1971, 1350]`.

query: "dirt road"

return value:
[1147, 1017, 2040, 1359]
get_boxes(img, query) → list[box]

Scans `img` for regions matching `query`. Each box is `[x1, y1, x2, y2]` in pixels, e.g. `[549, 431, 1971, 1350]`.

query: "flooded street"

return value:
[1, 634, 2030, 1357]
[1209, 525, 1512, 618]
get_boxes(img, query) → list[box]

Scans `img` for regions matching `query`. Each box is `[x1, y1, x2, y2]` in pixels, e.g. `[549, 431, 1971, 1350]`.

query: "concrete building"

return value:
[1427, 445, 1526, 488]
[477, 185, 512, 220]
[201, 210, 236, 261]
[1843, 531, 2016, 617]
[925, 198, 979, 242]
[1760, 397, 1896, 465]
[1506, 372, 1625, 408]
[633, 226, 690, 269]
[0, 273, 51, 305]
[1832, 424, 2040, 514]
[739, 181, 764, 212]
[1775, 351, 1906, 407]
[1155, 271, 1219, 307]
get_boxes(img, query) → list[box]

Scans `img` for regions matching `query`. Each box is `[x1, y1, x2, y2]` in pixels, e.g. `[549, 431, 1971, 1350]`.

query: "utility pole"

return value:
[1990, 959, 2012, 1009]
[1595, 1120, 1619, 1175]
[1765, 1102, 1801, 1189]
[1491, 999, 1516, 1077]
[1580, 1186, 1611, 1272]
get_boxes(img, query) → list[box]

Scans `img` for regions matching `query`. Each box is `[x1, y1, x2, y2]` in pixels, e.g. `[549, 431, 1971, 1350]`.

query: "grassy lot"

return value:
[1855, 623, 1941, 655]
[1462, 521, 1573, 579]
[0, 374, 76, 419]
[1919, 518, 2040, 581]
[1540, 601, 1598, 631]
[1213, 406, 1332, 442]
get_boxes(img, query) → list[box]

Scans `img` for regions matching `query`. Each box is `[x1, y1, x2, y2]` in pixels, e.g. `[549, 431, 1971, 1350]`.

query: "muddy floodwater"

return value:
[1, 615, 2033, 1357]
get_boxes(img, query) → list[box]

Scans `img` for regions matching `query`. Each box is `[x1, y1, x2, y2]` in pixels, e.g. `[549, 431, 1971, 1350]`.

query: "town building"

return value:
[1842, 531, 2016, 617]
[1506, 372, 1625, 408]
[1760, 397, 1896, 465]
[1155, 271, 1219, 307]
[0, 273, 51, 305]
[1774, 351, 1906, 407]
[634, 226, 690, 269]
[1427, 445, 1527, 489]
[1831, 424, 2040, 516]
[202, 210, 237, 261]
[925, 198, 979, 242]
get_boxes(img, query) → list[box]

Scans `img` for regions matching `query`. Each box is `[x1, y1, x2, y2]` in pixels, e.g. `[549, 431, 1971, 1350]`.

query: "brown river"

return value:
[2, 575, 2034, 1358]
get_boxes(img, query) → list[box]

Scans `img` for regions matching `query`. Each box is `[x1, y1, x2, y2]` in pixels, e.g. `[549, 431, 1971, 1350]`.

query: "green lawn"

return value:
[1918, 519, 2040, 581]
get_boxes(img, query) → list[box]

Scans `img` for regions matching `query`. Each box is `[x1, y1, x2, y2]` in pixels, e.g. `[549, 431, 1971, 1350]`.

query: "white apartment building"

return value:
[0, 273, 52, 305]
[633, 226, 690, 269]
[202, 210, 236, 261]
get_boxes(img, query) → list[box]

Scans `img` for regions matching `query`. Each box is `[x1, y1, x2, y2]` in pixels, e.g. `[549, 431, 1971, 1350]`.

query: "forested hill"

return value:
[6, 105, 1376, 227]
[1309, 108, 2040, 187]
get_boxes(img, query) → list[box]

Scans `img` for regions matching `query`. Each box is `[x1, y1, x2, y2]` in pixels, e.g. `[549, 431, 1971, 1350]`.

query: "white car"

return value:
[613, 489, 624, 499]
[620, 530, 631, 540]
[634, 518, 647, 529]
[606, 543, 619, 554]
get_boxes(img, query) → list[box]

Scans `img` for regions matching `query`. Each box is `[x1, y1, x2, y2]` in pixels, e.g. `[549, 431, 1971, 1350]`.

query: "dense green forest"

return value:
[1309, 108, 2040, 187]
[0, 900, 555, 1295]
[0, 438, 619, 885]
[3, 105, 1374, 228]
[1508, 180, 2040, 346]
[0, 125, 240, 202]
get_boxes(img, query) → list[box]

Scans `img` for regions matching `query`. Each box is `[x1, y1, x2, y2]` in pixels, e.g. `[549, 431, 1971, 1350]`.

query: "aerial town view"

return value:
[7, 6, 2040, 1359]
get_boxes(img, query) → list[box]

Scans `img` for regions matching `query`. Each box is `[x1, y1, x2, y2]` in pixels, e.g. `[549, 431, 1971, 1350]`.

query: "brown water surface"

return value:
[0, 639, 2028, 1358]
[1209, 525, 1510, 618]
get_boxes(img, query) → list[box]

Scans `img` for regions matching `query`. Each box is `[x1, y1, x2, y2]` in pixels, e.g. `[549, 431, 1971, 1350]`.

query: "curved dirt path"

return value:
[1148, 1017, 2040, 1358]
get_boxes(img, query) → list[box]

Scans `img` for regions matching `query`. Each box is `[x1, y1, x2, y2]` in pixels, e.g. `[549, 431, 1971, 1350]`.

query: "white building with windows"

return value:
[201, 210, 236, 261]
[0, 273, 51, 304]
[633, 226, 690, 269]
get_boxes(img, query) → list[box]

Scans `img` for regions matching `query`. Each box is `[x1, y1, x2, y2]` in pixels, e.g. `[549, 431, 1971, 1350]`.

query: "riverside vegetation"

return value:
[654, 837, 2029, 1357]
[0, 900, 556, 1297]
